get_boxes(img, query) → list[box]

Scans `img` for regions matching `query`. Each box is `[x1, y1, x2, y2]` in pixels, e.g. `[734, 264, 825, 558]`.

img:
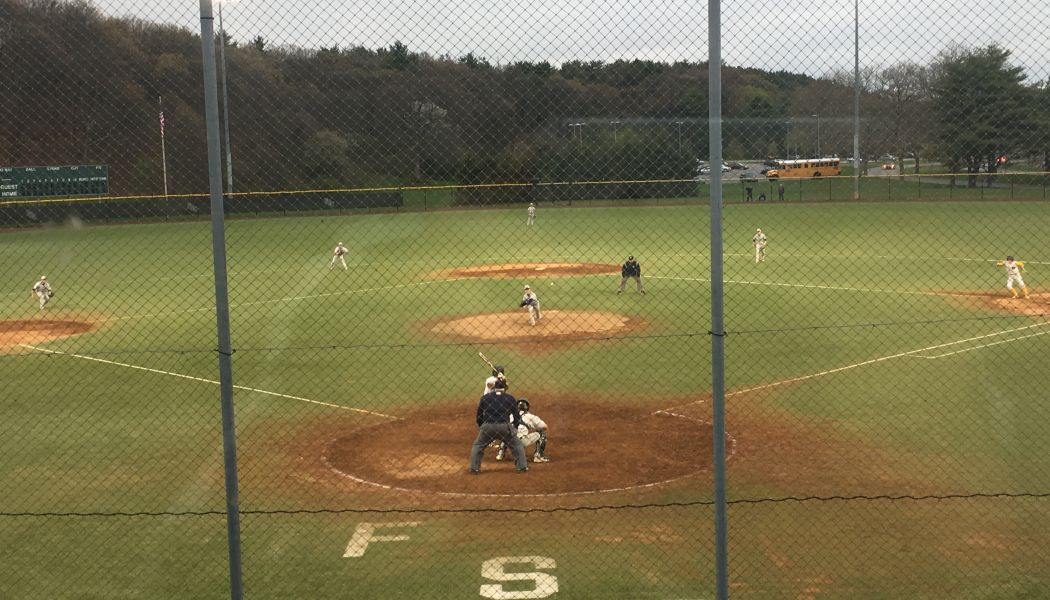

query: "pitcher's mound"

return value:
[425, 310, 647, 346]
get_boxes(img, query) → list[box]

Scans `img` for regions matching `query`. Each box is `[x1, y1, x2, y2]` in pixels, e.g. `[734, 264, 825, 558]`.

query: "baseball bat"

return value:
[478, 351, 496, 372]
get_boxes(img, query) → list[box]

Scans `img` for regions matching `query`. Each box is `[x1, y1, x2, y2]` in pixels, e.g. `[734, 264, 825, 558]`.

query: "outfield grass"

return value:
[1, 199, 1048, 598]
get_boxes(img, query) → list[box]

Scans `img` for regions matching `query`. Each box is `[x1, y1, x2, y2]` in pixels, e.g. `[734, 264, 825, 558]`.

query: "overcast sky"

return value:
[92, 0, 1050, 80]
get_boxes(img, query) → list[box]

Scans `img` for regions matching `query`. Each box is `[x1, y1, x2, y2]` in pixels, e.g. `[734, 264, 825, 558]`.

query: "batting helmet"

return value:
[517, 398, 530, 413]
[492, 365, 505, 377]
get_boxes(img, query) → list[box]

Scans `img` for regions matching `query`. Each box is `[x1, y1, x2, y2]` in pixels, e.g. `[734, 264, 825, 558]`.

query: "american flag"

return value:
[159, 110, 166, 136]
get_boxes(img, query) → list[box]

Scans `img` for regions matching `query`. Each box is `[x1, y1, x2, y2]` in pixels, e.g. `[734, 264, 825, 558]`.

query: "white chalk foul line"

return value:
[649, 275, 988, 299]
[910, 326, 1050, 359]
[654, 321, 1050, 416]
[18, 344, 398, 420]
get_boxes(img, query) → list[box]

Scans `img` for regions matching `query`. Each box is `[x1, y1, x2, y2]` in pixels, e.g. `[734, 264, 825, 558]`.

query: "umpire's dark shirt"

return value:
[622, 260, 641, 277]
[476, 390, 523, 429]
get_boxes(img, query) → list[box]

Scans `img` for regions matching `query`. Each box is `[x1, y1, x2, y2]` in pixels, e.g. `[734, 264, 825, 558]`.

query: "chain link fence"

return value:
[2, 0, 1049, 597]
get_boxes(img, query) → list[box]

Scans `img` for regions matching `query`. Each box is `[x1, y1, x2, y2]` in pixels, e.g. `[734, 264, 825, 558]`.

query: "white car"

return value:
[698, 163, 731, 175]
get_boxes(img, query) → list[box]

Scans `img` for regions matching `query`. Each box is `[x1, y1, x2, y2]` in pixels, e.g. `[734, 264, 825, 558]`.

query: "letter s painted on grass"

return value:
[342, 521, 422, 558]
[479, 556, 558, 599]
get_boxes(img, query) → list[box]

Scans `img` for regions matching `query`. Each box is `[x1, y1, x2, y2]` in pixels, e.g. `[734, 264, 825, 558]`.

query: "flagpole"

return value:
[159, 96, 169, 197]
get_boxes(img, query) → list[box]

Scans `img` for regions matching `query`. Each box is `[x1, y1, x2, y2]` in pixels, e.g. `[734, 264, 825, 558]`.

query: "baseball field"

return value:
[2, 198, 1049, 598]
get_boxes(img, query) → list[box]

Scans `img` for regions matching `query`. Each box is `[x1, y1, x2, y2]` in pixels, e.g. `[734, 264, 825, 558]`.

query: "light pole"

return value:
[218, 0, 235, 193]
[810, 113, 821, 158]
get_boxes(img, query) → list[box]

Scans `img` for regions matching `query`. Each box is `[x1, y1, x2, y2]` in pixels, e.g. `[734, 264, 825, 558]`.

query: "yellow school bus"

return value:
[766, 158, 841, 178]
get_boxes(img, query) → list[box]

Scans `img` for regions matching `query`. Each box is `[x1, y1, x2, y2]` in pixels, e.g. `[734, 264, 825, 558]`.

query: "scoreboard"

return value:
[0, 165, 109, 199]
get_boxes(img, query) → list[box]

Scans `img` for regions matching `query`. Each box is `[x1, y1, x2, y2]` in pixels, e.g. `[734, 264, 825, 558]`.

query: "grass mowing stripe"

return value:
[17, 344, 397, 419]
[94, 277, 469, 323]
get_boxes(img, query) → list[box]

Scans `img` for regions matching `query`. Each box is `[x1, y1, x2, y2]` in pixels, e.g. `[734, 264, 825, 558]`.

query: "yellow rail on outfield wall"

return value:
[0, 178, 694, 207]
[0, 172, 1046, 208]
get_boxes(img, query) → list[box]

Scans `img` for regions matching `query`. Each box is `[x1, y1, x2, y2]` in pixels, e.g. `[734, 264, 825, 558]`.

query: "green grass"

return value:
[1, 200, 1049, 598]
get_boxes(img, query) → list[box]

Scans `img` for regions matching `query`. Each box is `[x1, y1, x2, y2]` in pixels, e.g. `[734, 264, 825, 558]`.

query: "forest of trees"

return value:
[1, 0, 1047, 196]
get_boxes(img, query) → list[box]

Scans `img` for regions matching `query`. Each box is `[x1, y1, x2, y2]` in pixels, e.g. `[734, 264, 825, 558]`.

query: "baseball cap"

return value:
[524, 284, 531, 289]
[628, 255, 634, 260]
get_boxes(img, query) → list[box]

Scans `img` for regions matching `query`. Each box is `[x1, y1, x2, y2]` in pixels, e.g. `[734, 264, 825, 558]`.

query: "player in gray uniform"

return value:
[31, 275, 53, 311]
[330, 242, 349, 270]
[520, 285, 541, 325]
[496, 397, 550, 463]
[526, 203, 536, 226]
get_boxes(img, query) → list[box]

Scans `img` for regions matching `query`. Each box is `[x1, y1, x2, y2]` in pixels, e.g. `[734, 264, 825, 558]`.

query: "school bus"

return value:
[766, 158, 841, 178]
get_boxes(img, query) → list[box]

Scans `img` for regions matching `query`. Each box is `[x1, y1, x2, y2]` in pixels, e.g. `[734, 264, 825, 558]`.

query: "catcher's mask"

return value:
[517, 398, 530, 413]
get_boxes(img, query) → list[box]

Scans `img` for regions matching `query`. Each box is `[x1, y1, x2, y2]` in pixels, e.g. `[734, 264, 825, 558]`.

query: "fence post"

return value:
[198, 2, 244, 599]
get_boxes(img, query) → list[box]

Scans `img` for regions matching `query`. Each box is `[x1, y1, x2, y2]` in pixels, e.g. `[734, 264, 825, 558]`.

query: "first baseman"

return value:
[31, 275, 53, 311]
[330, 242, 348, 270]
[996, 256, 1029, 299]
[520, 285, 541, 325]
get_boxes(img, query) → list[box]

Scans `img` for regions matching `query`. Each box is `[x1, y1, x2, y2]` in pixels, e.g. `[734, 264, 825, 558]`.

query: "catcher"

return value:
[31, 275, 53, 311]
[520, 284, 541, 326]
[496, 397, 550, 463]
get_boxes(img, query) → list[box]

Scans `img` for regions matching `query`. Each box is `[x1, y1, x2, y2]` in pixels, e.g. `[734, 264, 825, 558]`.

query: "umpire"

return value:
[469, 378, 529, 473]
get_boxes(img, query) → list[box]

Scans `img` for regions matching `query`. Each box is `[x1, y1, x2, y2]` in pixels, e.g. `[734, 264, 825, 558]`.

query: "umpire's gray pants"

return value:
[470, 422, 527, 471]
[619, 275, 644, 293]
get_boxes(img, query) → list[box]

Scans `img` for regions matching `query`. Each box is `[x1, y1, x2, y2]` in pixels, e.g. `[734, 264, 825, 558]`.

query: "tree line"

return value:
[1, 0, 1047, 197]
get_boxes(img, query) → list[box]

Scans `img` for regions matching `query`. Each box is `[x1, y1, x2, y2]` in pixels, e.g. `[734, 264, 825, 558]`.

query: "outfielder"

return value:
[526, 202, 536, 226]
[996, 256, 1029, 299]
[520, 285, 541, 325]
[31, 275, 53, 311]
[330, 242, 348, 270]
[496, 397, 550, 463]
[752, 228, 767, 263]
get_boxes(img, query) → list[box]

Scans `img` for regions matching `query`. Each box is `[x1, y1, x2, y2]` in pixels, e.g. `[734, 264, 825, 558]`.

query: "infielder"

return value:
[330, 242, 348, 270]
[496, 397, 550, 463]
[996, 256, 1029, 299]
[520, 285, 541, 325]
[752, 228, 767, 263]
[526, 202, 536, 226]
[618, 255, 645, 294]
[31, 275, 53, 311]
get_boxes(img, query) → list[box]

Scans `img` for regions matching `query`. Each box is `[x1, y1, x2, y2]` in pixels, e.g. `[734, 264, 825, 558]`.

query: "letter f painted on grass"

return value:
[343, 521, 422, 558]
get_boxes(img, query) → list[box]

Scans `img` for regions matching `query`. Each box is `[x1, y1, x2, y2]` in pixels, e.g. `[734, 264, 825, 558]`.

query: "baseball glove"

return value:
[48, 291, 54, 298]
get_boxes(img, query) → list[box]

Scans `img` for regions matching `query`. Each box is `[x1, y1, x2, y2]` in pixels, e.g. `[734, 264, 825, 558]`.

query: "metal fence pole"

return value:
[708, 0, 729, 597]
[199, 2, 244, 599]
[852, 0, 860, 201]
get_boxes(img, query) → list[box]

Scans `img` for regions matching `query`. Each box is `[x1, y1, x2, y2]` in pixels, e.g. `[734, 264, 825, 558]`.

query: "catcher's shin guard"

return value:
[536, 433, 547, 457]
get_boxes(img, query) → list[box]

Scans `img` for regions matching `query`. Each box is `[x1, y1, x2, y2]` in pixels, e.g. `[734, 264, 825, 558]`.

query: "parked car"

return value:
[726, 161, 747, 170]
[698, 163, 731, 175]
[881, 162, 896, 170]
